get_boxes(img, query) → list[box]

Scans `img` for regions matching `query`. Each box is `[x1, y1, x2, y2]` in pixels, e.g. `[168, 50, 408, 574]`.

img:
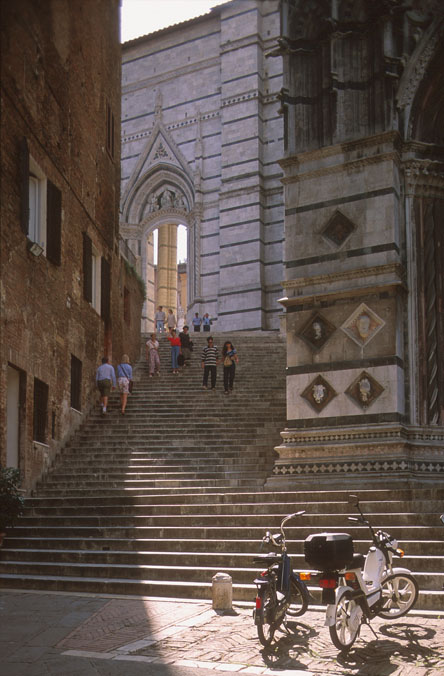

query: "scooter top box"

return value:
[304, 532, 354, 570]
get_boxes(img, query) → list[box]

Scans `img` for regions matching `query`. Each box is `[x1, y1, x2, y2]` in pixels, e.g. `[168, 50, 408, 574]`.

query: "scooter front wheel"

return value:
[378, 573, 419, 619]
[256, 586, 278, 647]
[329, 589, 361, 652]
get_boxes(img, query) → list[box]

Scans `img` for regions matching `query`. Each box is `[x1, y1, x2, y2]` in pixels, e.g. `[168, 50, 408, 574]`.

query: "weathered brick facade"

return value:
[0, 0, 143, 491]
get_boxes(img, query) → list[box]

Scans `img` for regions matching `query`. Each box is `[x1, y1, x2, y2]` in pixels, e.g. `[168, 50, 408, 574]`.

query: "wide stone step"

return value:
[23, 499, 444, 517]
[4, 536, 444, 557]
[2, 548, 443, 574]
[8, 524, 444, 539]
[0, 572, 441, 610]
[42, 469, 271, 483]
[1, 558, 442, 593]
[24, 488, 444, 508]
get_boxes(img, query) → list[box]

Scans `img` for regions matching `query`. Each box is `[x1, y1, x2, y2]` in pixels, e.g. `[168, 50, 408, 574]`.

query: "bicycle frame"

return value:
[253, 511, 310, 637]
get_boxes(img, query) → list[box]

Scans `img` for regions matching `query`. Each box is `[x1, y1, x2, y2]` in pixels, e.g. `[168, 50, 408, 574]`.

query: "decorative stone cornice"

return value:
[279, 131, 401, 169]
[281, 263, 405, 291]
[281, 152, 400, 184]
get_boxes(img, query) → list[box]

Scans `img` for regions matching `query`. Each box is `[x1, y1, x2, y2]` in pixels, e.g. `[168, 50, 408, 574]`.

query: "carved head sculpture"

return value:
[312, 383, 326, 404]
[356, 313, 371, 339]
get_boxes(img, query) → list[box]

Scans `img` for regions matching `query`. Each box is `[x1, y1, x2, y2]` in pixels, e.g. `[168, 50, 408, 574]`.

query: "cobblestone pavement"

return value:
[1, 590, 444, 676]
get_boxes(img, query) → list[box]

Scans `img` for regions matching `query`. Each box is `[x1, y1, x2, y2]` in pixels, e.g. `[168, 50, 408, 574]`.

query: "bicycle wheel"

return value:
[285, 577, 309, 618]
[257, 586, 278, 647]
[377, 573, 419, 619]
[329, 589, 361, 652]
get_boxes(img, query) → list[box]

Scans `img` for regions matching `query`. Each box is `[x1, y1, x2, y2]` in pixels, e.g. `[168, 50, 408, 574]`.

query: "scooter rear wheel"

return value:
[377, 573, 419, 619]
[329, 589, 360, 652]
[257, 586, 278, 647]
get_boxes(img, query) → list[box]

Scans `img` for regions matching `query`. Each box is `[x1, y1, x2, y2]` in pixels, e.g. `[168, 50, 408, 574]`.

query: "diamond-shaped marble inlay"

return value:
[298, 312, 336, 352]
[322, 210, 356, 248]
[346, 371, 384, 410]
[301, 374, 337, 413]
[341, 303, 385, 347]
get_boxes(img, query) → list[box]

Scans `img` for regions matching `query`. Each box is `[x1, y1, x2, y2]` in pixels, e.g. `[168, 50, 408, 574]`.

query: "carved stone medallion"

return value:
[341, 303, 385, 347]
[301, 375, 337, 413]
[322, 210, 356, 248]
[346, 371, 384, 410]
[298, 312, 336, 352]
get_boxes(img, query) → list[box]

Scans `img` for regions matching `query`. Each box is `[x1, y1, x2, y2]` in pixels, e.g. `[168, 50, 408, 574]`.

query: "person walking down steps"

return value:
[222, 340, 239, 394]
[146, 333, 160, 377]
[167, 328, 181, 374]
[201, 335, 219, 390]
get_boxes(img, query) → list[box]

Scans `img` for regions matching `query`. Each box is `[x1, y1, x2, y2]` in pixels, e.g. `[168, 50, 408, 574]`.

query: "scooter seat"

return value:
[253, 554, 281, 565]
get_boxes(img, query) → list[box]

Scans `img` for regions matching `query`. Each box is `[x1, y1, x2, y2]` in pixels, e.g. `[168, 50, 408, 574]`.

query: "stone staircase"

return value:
[1, 331, 444, 610]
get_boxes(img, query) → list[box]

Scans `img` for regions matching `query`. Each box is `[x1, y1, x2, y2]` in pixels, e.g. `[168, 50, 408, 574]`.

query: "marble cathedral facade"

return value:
[270, 0, 444, 486]
[120, 0, 284, 333]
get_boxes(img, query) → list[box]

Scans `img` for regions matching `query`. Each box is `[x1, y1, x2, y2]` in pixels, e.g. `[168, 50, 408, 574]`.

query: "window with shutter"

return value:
[46, 180, 62, 265]
[20, 137, 29, 235]
[106, 101, 115, 159]
[101, 256, 111, 321]
[83, 233, 93, 303]
[124, 287, 131, 324]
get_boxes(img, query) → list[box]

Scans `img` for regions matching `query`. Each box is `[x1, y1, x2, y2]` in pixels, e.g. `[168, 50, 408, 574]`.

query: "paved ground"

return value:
[1, 589, 444, 676]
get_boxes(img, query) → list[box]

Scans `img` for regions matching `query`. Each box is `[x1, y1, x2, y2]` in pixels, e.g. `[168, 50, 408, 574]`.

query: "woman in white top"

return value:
[166, 308, 176, 334]
[146, 333, 160, 377]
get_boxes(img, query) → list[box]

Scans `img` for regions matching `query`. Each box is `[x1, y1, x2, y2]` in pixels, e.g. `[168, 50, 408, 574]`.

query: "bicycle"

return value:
[305, 495, 418, 652]
[253, 510, 311, 646]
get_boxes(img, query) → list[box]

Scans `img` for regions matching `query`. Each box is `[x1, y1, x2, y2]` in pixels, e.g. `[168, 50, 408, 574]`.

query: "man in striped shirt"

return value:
[201, 336, 219, 390]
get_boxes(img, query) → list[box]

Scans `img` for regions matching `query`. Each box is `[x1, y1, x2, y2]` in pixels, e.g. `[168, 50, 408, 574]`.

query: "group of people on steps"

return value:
[147, 329, 239, 395]
[96, 311, 239, 415]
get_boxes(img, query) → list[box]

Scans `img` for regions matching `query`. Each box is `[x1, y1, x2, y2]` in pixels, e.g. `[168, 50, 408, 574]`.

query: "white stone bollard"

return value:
[212, 572, 232, 611]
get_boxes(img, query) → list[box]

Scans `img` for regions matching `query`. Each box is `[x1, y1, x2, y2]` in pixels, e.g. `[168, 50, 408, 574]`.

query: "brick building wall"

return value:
[0, 0, 143, 491]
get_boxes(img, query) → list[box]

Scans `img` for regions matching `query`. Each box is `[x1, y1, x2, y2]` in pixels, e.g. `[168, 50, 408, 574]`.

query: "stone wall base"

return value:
[266, 423, 444, 489]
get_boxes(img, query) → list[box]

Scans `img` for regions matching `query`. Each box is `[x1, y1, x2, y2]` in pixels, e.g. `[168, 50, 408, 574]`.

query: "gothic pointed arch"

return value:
[121, 118, 196, 225]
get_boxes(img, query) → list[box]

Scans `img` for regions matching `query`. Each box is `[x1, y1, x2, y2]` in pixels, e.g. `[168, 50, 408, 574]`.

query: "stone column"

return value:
[157, 224, 177, 316]
[145, 231, 155, 333]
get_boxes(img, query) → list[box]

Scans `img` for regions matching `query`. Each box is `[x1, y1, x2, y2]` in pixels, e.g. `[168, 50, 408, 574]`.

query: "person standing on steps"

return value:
[192, 312, 202, 332]
[202, 312, 211, 332]
[95, 356, 116, 415]
[201, 335, 219, 390]
[155, 305, 166, 334]
[222, 341, 239, 394]
[167, 328, 181, 374]
[179, 325, 193, 367]
[146, 333, 160, 377]
[117, 354, 132, 415]
[166, 308, 176, 335]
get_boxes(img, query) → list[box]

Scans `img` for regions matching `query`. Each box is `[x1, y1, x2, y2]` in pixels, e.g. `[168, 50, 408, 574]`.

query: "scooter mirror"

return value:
[348, 494, 360, 507]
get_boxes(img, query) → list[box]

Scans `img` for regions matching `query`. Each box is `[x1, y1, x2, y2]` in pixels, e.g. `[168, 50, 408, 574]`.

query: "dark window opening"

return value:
[33, 378, 48, 444]
[71, 355, 82, 411]
[124, 287, 130, 325]
[106, 101, 115, 159]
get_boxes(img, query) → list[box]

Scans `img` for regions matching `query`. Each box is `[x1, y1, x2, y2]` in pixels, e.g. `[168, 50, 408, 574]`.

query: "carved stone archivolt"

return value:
[298, 312, 336, 352]
[145, 188, 188, 215]
[341, 303, 385, 348]
[301, 374, 337, 413]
